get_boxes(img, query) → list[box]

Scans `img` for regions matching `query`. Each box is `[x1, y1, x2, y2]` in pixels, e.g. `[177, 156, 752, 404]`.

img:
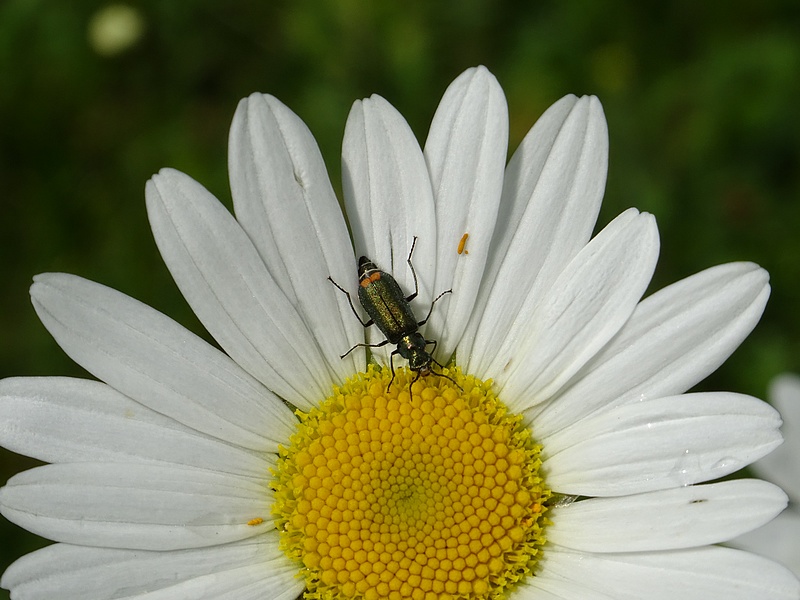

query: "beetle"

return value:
[329, 237, 453, 390]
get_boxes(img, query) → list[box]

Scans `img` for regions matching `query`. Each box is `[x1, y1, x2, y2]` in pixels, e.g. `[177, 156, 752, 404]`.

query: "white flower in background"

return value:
[2, 66, 799, 599]
[87, 4, 146, 57]
[730, 374, 800, 577]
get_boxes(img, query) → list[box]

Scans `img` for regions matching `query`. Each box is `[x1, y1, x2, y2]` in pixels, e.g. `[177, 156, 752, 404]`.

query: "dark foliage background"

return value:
[2, 1, 799, 591]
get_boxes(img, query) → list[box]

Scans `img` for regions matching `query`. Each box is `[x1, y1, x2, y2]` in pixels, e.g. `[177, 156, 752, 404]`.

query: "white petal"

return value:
[539, 545, 800, 600]
[462, 95, 608, 376]
[516, 576, 616, 599]
[0, 377, 271, 478]
[752, 373, 800, 500]
[118, 563, 301, 600]
[30, 273, 296, 451]
[498, 209, 659, 411]
[0, 463, 272, 550]
[342, 94, 436, 289]
[229, 93, 363, 381]
[146, 168, 332, 409]
[0, 535, 302, 600]
[423, 66, 509, 359]
[543, 392, 782, 496]
[729, 508, 800, 577]
[547, 479, 787, 552]
[532, 262, 770, 439]
[341, 94, 437, 367]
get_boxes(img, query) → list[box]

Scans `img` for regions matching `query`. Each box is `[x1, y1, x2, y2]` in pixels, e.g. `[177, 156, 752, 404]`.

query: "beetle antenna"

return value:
[431, 359, 463, 391]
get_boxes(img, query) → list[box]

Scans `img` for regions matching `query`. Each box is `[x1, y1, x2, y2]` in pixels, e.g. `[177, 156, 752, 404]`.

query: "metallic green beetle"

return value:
[329, 237, 452, 389]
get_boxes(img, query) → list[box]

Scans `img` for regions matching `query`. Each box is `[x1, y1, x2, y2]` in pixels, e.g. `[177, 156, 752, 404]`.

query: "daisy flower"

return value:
[1, 66, 799, 600]
[730, 373, 800, 577]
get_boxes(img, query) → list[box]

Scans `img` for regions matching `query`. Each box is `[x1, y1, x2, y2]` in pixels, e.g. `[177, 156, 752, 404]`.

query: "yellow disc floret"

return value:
[272, 365, 549, 600]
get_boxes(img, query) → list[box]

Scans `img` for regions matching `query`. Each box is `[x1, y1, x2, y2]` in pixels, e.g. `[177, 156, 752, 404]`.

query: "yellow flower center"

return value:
[272, 365, 550, 600]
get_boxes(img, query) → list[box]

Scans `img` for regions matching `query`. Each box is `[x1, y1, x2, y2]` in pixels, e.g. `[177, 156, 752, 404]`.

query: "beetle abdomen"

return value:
[357, 266, 418, 344]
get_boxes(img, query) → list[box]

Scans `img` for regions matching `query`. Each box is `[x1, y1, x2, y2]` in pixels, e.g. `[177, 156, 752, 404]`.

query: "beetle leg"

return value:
[417, 289, 452, 326]
[387, 349, 398, 392]
[405, 236, 420, 302]
[424, 339, 447, 369]
[339, 339, 390, 359]
[408, 369, 422, 403]
[328, 276, 373, 327]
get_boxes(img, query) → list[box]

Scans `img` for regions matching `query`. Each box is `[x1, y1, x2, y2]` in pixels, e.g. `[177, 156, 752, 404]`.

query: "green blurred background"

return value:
[1, 0, 799, 592]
